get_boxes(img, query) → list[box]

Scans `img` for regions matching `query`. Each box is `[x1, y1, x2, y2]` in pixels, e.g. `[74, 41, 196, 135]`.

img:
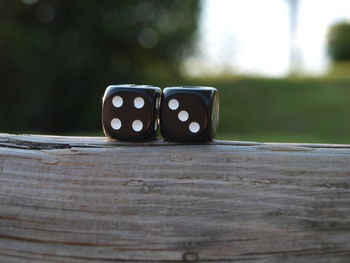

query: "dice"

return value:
[159, 86, 219, 142]
[102, 84, 161, 141]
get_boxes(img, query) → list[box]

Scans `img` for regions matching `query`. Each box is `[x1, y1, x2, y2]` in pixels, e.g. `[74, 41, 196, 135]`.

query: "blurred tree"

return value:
[286, 0, 301, 74]
[0, 0, 199, 133]
[327, 21, 350, 62]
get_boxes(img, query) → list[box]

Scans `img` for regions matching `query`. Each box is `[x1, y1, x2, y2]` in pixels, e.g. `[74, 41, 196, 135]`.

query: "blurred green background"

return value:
[1, 0, 350, 143]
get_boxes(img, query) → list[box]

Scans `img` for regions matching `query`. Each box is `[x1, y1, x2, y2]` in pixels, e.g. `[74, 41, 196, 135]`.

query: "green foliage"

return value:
[0, 0, 199, 133]
[327, 21, 350, 61]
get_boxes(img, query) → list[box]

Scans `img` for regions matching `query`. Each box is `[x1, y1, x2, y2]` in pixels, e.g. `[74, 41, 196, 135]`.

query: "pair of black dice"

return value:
[102, 84, 219, 142]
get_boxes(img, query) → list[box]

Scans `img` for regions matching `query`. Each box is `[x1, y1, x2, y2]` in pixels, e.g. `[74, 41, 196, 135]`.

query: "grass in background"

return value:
[185, 76, 350, 144]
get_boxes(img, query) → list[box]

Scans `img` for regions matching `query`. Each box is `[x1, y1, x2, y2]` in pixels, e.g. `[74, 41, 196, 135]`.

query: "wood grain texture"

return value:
[0, 133, 349, 263]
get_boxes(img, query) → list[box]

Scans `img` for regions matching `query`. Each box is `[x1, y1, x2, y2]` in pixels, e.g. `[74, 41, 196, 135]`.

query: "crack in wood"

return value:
[182, 251, 199, 262]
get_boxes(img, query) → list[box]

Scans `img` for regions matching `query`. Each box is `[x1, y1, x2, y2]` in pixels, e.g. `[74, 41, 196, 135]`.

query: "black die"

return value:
[102, 84, 161, 141]
[160, 86, 219, 142]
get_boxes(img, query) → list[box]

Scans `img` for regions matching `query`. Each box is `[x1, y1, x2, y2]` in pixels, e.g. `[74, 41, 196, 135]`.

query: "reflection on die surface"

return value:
[160, 86, 219, 142]
[102, 84, 162, 141]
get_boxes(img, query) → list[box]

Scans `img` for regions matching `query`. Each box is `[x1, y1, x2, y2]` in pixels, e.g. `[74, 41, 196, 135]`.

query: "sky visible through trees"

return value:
[185, 0, 350, 76]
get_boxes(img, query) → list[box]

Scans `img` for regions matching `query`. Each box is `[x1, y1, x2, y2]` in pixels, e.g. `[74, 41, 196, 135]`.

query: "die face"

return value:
[160, 86, 219, 142]
[102, 85, 161, 141]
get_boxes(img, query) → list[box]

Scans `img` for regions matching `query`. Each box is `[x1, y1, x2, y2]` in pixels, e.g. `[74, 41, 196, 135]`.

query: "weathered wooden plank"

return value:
[0, 133, 349, 262]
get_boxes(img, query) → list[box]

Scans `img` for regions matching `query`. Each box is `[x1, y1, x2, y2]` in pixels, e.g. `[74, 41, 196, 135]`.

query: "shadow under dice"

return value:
[102, 84, 161, 141]
[160, 86, 219, 142]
